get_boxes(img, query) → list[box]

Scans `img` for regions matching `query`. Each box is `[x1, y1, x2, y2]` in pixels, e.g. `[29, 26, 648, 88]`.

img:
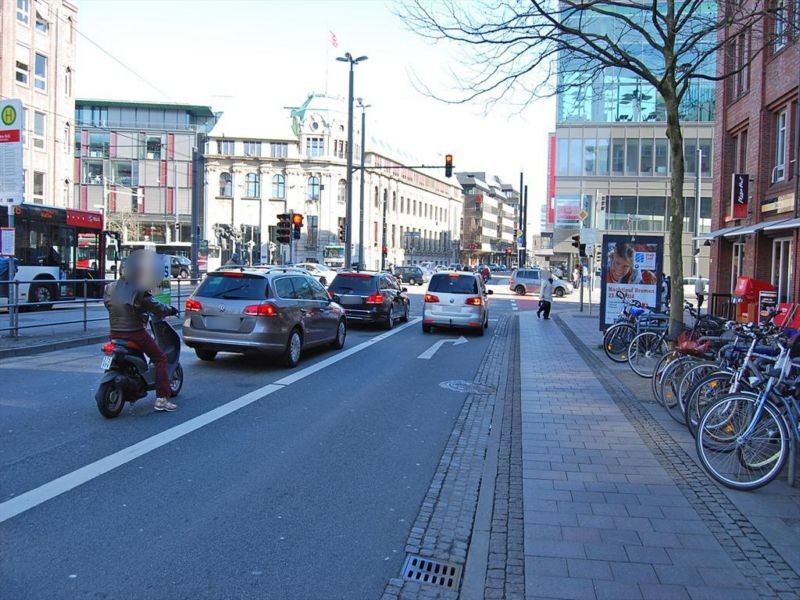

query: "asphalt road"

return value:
[0, 288, 545, 600]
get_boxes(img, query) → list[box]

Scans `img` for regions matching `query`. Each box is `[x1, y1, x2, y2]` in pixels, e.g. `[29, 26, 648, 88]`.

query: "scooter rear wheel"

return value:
[170, 364, 184, 397]
[96, 381, 125, 419]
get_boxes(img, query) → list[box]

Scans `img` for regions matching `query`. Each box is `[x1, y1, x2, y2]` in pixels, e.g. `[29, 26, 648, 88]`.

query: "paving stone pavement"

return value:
[519, 309, 800, 599]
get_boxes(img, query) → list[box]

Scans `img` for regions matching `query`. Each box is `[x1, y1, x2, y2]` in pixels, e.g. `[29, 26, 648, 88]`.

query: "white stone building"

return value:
[203, 94, 463, 270]
[0, 0, 77, 207]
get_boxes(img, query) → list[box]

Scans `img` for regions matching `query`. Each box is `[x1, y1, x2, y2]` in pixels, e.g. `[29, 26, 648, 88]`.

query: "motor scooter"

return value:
[95, 312, 183, 418]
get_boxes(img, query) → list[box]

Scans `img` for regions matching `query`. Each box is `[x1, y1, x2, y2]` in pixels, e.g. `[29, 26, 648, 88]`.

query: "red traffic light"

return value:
[291, 214, 304, 227]
[445, 154, 453, 178]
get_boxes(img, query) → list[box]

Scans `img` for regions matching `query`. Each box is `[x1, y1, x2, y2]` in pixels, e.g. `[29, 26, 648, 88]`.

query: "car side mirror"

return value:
[487, 289, 494, 295]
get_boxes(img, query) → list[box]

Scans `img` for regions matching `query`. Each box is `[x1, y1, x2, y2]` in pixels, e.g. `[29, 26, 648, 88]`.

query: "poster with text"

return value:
[599, 235, 664, 329]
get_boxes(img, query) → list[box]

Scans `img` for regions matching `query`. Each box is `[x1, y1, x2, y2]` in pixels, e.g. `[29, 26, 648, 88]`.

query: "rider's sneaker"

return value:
[154, 397, 177, 412]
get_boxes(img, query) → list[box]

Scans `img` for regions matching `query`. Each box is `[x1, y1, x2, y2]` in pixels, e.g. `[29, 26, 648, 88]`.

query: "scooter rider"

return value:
[104, 250, 179, 412]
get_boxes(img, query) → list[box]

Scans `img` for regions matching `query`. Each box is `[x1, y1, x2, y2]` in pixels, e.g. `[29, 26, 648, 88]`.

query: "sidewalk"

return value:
[520, 309, 800, 599]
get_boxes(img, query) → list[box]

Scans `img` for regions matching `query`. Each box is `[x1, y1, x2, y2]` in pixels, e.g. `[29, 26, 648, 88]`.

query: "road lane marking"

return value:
[417, 336, 468, 360]
[510, 299, 518, 312]
[0, 318, 422, 524]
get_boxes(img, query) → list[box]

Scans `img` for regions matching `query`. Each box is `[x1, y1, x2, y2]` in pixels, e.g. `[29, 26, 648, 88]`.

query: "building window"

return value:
[35, 11, 48, 34]
[305, 137, 324, 157]
[88, 132, 109, 158]
[15, 44, 30, 85]
[32, 171, 44, 203]
[774, 0, 787, 51]
[146, 135, 162, 160]
[772, 238, 793, 302]
[64, 68, 72, 97]
[338, 179, 346, 203]
[625, 139, 639, 175]
[731, 29, 750, 98]
[217, 140, 235, 155]
[243, 141, 261, 157]
[34, 53, 47, 91]
[17, 0, 29, 24]
[307, 215, 319, 247]
[67, 16, 74, 42]
[271, 174, 285, 199]
[307, 176, 320, 201]
[245, 173, 260, 197]
[774, 110, 787, 182]
[82, 160, 103, 184]
[111, 161, 134, 186]
[219, 172, 232, 197]
[270, 142, 288, 158]
[33, 111, 45, 149]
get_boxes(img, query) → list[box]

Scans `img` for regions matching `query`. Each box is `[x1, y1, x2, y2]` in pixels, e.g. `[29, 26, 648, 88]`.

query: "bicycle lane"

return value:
[519, 310, 800, 599]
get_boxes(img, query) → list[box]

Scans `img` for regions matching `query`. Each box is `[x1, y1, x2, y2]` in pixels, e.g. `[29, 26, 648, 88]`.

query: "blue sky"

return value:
[74, 0, 555, 221]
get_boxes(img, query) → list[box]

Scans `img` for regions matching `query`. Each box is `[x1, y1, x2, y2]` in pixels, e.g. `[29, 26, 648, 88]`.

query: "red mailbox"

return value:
[733, 277, 775, 323]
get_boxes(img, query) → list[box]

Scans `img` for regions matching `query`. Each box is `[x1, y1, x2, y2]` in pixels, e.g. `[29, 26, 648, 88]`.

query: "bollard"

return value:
[83, 280, 88, 332]
[10, 281, 19, 338]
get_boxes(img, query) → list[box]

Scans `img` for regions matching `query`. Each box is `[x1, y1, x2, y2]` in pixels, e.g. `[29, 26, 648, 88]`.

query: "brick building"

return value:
[708, 3, 800, 308]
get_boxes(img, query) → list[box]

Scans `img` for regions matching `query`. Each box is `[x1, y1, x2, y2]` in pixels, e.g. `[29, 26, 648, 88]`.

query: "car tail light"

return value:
[365, 293, 384, 304]
[101, 342, 115, 355]
[243, 303, 278, 317]
[222, 271, 244, 277]
[465, 296, 483, 306]
[424, 293, 440, 303]
[185, 298, 202, 312]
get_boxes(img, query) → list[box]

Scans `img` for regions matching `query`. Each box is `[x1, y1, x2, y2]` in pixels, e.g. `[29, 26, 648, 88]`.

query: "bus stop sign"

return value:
[0, 99, 23, 206]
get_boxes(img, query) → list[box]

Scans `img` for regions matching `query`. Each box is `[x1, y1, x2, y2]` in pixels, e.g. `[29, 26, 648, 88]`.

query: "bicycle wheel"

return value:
[684, 371, 735, 437]
[696, 394, 788, 490]
[603, 323, 636, 363]
[660, 357, 701, 424]
[678, 361, 718, 414]
[628, 332, 669, 378]
[651, 352, 679, 405]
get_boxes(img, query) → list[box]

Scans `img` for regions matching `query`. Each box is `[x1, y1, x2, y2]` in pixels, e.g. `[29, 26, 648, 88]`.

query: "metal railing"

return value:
[0, 277, 199, 339]
[710, 293, 735, 321]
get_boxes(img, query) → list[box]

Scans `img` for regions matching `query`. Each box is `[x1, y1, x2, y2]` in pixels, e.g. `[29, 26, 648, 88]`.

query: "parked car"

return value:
[182, 267, 347, 368]
[394, 265, 429, 285]
[683, 276, 709, 301]
[509, 268, 573, 297]
[328, 271, 410, 329]
[422, 271, 493, 335]
[167, 255, 192, 279]
[295, 262, 338, 287]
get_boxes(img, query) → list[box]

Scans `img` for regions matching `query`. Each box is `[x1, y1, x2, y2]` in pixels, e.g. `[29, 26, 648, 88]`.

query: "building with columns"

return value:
[203, 94, 463, 270]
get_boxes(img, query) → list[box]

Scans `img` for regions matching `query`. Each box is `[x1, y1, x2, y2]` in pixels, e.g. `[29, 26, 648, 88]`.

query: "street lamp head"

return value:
[354, 55, 368, 64]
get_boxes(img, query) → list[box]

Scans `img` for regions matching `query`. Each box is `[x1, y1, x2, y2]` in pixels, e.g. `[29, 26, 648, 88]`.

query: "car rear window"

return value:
[428, 274, 478, 294]
[195, 273, 267, 300]
[329, 274, 377, 294]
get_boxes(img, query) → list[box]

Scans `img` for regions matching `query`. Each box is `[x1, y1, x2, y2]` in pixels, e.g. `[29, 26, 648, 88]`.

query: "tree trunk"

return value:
[665, 92, 686, 341]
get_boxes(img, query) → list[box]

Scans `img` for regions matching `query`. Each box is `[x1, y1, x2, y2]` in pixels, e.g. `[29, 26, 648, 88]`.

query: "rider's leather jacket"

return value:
[104, 280, 174, 332]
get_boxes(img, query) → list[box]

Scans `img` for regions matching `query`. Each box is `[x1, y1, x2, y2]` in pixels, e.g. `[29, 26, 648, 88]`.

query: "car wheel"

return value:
[409, 278, 416, 286]
[477, 322, 485, 336]
[400, 303, 409, 323]
[385, 306, 394, 330]
[195, 349, 217, 361]
[282, 329, 303, 368]
[29, 283, 56, 310]
[554, 287, 565, 298]
[515, 285, 526, 296]
[422, 323, 432, 333]
[330, 319, 346, 349]
[484, 315, 489, 329]
[179, 269, 189, 279]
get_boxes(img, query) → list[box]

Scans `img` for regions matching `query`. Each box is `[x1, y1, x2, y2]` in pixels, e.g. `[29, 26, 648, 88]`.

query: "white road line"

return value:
[0, 317, 421, 524]
[510, 299, 518, 312]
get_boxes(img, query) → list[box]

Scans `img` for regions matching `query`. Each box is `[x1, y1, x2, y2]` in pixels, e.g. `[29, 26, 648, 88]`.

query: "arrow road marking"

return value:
[417, 336, 468, 360]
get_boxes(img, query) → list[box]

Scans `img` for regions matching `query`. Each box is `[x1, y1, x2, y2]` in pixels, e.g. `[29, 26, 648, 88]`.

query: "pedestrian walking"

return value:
[537, 276, 555, 319]
[573, 266, 581, 290]
[661, 272, 671, 308]
[695, 276, 707, 312]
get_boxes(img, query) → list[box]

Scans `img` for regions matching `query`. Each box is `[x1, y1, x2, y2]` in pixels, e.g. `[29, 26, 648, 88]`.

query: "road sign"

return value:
[0, 99, 24, 206]
[579, 209, 588, 221]
[0, 227, 15, 256]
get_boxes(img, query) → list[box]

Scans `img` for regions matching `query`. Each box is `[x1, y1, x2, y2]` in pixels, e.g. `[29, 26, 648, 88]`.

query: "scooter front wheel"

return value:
[170, 364, 184, 398]
[96, 381, 125, 419]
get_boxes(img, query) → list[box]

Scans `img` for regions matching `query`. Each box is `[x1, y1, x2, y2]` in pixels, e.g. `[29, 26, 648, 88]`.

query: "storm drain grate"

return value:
[401, 555, 462, 589]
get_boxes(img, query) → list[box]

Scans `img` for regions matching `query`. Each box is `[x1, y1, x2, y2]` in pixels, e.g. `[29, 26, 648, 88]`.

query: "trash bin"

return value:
[733, 277, 775, 323]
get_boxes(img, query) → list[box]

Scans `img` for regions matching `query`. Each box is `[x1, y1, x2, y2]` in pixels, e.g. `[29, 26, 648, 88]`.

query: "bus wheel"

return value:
[29, 283, 55, 311]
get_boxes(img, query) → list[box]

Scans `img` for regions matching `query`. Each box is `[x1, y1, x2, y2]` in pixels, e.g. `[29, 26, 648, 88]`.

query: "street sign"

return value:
[0, 99, 24, 206]
[579, 209, 588, 221]
[0, 227, 15, 256]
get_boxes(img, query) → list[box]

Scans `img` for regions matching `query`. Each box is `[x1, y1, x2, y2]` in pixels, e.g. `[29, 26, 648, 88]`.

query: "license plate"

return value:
[100, 356, 113, 370]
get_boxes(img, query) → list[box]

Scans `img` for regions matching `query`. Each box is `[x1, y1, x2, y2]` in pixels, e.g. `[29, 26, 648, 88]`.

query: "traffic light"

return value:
[276, 213, 291, 244]
[382, 245, 388, 257]
[571, 234, 581, 250]
[579, 244, 587, 258]
[338, 219, 346, 242]
[291, 213, 304, 240]
[445, 154, 453, 178]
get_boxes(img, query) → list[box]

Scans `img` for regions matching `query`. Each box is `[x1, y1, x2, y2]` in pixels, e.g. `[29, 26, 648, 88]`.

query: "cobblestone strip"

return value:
[484, 318, 525, 599]
[381, 316, 516, 600]
[555, 315, 800, 599]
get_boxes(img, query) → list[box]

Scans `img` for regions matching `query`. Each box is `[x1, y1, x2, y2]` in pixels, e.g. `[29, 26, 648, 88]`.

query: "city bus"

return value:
[323, 244, 345, 269]
[0, 203, 107, 308]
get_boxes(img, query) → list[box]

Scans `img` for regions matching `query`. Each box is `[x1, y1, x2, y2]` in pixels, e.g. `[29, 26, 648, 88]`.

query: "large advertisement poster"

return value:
[554, 196, 582, 229]
[599, 235, 664, 329]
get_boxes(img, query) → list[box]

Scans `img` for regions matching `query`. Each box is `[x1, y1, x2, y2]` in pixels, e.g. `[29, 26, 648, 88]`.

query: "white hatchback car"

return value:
[422, 271, 493, 335]
[295, 262, 338, 287]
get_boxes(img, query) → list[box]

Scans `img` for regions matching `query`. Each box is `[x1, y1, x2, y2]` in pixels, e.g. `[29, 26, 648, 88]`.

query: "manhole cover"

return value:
[439, 380, 495, 394]
[401, 555, 462, 590]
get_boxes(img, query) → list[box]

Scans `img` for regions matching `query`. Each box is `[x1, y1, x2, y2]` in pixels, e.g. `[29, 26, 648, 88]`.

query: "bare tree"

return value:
[104, 208, 142, 243]
[400, 0, 780, 338]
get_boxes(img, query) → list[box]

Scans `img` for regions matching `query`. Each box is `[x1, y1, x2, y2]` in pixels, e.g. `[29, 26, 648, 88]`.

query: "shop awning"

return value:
[763, 217, 800, 231]
[724, 218, 793, 236]
[695, 225, 742, 241]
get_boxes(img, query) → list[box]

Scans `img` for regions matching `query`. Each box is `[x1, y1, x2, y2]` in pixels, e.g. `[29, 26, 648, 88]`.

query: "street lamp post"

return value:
[336, 52, 368, 270]
[357, 98, 371, 271]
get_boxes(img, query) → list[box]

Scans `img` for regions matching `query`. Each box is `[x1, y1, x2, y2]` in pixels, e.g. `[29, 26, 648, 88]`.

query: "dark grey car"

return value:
[182, 267, 347, 367]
